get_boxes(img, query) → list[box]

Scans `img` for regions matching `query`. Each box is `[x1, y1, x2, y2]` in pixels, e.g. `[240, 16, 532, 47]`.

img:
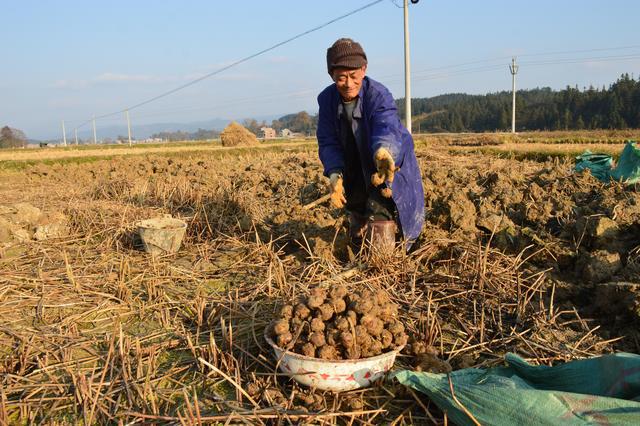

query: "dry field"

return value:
[1, 133, 639, 424]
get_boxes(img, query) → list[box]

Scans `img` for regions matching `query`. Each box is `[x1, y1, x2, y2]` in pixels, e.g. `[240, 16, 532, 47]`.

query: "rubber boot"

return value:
[366, 220, 397, 255]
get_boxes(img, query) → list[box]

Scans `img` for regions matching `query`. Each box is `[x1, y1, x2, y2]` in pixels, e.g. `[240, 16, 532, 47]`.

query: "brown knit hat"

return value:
[326, 38, 367, 75]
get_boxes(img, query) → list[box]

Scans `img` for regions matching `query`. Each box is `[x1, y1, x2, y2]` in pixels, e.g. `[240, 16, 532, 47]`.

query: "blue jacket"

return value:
[316, 76, 425, 244]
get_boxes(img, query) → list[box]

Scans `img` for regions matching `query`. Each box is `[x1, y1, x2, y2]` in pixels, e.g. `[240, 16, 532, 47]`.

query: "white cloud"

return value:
[53, 64, 263, 91]
[53, 79, 89, 89]
[94, 72, 176, 84]
[53, 72, 176, 89]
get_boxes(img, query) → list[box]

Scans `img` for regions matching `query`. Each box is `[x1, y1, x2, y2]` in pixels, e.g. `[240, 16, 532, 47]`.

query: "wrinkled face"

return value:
[332, 66, 367, 102]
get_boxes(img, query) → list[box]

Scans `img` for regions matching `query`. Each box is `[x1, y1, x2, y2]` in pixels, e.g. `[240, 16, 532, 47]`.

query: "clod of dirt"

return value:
[581, 250, 622, 283]
[33, 213, 69, 241]
[414, 353, 452, 373]
[411, 341, 438, 357]
[575, 215, 620, 248]
[297, 392, 324, 411]
[270, 284, 408, 360]
[455, 353, 477, 369]
[446, 192, 476, 233]
[594, 281, 640, 321]
[344, 396, 364, 411]
[0, 217, 15, 244]
[476, 213, 515, 234]
[8, 202, 42, 225]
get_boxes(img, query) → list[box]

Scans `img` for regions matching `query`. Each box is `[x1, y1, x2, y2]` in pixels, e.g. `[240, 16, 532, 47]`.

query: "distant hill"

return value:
[398, 74, 640, 132]
[67, 114, 281, 141]
[74, 118, 233, 141]
[29, 73, 640, 144]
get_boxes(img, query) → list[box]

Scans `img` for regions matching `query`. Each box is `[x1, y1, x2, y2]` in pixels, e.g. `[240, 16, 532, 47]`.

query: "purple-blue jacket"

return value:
[316, 76, 425, 244]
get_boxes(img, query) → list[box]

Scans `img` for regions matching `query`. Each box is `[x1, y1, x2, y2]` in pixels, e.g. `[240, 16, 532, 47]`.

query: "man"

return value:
[316, 38, 424, 251]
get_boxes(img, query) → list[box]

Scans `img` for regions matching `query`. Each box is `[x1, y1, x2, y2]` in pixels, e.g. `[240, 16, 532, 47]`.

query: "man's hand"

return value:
[329, 172, 346, 208]
[371, 147, 395, 198]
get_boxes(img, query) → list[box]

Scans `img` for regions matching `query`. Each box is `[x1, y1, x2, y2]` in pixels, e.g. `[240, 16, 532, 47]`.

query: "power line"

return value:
[521, 53, 640, 66]
[72, 42, 640, 133]
[518, 44, 640, 58]
[392, 53, 640, 85]
[85, 52, 640, 129]
[389, 45, 640, 79]
[74, 0, 385, 129]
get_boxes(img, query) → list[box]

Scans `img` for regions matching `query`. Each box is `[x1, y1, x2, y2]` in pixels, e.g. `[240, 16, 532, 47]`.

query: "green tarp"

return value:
[393, 352, 640, 425]
[575, 141, 640, 185]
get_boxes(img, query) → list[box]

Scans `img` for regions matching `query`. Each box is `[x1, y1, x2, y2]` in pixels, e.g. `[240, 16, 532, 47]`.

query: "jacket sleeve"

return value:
[369, 88, 404, 164]
[316, 91, 345, 177]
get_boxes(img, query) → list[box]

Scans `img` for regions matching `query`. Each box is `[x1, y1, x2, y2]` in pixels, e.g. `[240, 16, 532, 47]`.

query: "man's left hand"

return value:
[371, 147, 396, 198]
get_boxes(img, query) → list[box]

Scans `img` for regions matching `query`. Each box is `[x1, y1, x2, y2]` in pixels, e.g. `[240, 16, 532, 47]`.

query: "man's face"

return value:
[332, 66, 367, 102]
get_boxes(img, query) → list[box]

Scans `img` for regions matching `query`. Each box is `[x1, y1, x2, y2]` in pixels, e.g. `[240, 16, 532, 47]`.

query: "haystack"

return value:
[220, 121, 258, 147]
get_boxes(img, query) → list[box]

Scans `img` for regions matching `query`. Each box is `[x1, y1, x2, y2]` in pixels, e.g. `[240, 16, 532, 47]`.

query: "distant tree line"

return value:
[400, 74, 640, 132]
[150, 128, 220, 141]
[5, 75, 637, 149]
[271, 111, 316, 135]
[265, 74, 640, 134]
[242, 111, 317, 136]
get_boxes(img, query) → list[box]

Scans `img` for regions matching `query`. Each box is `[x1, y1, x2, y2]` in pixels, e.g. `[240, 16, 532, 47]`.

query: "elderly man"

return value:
[317, 38, 424, 251]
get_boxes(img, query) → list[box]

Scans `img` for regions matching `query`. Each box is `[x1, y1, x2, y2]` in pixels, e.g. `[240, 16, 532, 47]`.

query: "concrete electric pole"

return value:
[61, 120, 67, 146]
[509, 57, 519, 133]
[403, 0, 413, 133]
[92, 115, 97, 144]
[74, 128, 78, 145]
[126, 110, 132, 146]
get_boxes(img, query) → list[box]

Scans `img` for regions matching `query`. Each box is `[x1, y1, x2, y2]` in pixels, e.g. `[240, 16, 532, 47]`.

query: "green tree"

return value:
[0, 126, 27, 148]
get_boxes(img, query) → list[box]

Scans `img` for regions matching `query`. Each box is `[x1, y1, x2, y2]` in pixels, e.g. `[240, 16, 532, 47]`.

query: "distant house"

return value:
[281, 128, 303, 138]
[260, 127, 276, 139]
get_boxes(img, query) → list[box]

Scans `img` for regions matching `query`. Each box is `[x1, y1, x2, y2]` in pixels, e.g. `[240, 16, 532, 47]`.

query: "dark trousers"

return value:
[339, 106, 396, 221]
[344, 167, 396, 221]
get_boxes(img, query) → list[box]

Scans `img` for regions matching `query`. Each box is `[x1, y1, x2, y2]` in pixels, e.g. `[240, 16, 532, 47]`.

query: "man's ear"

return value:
[361, 65, 368, 75]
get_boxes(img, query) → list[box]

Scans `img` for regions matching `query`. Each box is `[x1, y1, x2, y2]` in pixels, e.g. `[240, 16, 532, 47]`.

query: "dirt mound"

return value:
[220, 121, 258, 147]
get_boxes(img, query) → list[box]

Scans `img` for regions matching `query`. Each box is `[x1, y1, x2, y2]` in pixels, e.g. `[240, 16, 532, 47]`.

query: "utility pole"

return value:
[403, 0, 412, 133]
[509, 57, 519, 133]
[61, 120, 67, 146]
[92, 115, 97, 144]
[74, 128, 78, 145]
[126, 110, 132, 146]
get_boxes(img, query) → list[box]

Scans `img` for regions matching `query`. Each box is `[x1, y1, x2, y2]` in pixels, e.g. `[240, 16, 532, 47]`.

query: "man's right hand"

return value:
[329, 172, 346, 208]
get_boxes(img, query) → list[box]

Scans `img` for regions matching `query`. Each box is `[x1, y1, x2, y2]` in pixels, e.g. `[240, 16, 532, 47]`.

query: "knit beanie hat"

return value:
[326, 38, 367, 75]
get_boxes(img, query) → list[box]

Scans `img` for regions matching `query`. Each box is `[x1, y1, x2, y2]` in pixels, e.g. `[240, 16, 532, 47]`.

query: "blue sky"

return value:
[3, 0, 640, 139]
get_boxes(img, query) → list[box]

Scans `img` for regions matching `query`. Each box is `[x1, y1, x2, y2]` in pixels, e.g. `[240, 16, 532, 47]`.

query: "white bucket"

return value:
[136, 216, 187, 255]
[265, 330, 403, 392]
